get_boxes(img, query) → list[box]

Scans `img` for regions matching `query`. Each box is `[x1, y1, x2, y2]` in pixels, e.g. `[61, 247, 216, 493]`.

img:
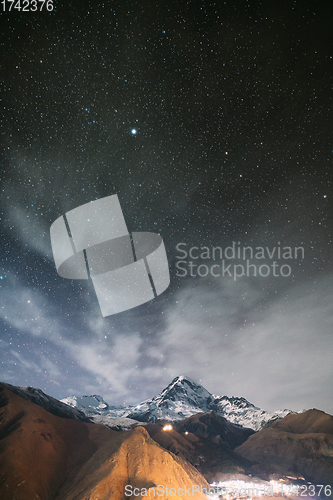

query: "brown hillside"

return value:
[175, 411, 254, 448]
[271, 409, 333, 434]
[144, 421, 253, 482]
[0, 384, 208, 500]
[58, 425, 208, 500]
[235, 409, 333, 484]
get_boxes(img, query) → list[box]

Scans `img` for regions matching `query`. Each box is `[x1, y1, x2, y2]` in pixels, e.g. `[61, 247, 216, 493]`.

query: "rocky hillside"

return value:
[0, 383, 208, 500]
[235, 409, 333, 483]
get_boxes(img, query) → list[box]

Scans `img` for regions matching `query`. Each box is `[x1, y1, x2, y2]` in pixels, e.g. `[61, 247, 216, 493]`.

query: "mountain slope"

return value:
[61, 394, 111, 414]
[2, 381, 90, 422]
[235, 409, 333, 483]
[208, 394, 290, 431]
[58, 425, 208, 500]
[145, 421, 253, 482]
[124, 375, 291, 430]
[175, 411, 255, 449]
[126, 375, 212, 422]
[0, 383, 208, 500]
[61, 394, 137, 430]
[144, 412, 255, 482]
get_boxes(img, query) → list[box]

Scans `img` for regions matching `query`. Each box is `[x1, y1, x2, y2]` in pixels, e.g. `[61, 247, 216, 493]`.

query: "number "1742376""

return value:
[1, 0, 54, 11]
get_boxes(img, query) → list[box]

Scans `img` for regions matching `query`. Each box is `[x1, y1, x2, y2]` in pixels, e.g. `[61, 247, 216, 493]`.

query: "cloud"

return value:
[5, 203, 52, 260]
[158, 274, 333, 413]
[1, 242, 332, 415]
[74, 335, 143, 395]
[10, 350, 42, 373]
[72, 332, 172, 403]
[0, 269, 167, 403]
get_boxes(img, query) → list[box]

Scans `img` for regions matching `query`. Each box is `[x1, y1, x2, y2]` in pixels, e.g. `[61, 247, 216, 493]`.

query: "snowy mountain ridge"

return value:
[62, 375, 292, 431]
[61, 394, 110, 415]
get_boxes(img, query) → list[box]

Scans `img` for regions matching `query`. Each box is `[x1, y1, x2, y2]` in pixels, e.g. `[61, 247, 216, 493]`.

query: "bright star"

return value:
[131, 129, 137, 135]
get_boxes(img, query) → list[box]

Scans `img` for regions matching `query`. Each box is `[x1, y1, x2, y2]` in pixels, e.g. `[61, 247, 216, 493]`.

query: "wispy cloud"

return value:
[158, 275, 333, 412]
[1, 252, 332, 414]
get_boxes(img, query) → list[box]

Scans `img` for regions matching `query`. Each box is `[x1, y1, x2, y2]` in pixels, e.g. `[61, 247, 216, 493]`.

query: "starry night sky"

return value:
[1, 0, 332, 413]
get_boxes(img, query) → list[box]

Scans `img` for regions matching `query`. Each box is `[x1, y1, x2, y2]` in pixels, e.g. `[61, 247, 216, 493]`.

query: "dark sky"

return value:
[1, 0, 332, 413]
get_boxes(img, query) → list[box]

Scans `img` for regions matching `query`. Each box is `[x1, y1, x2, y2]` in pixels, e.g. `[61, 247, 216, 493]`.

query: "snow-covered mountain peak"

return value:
[61, 376, 293, 431]
[124, 377, 292, 430]
[212, 394, 257, 410]
[59, 393, 136, 429]
[157, 375, 212, 405]
[166, 375, 200, 387]
[61, 394, 110, 415]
